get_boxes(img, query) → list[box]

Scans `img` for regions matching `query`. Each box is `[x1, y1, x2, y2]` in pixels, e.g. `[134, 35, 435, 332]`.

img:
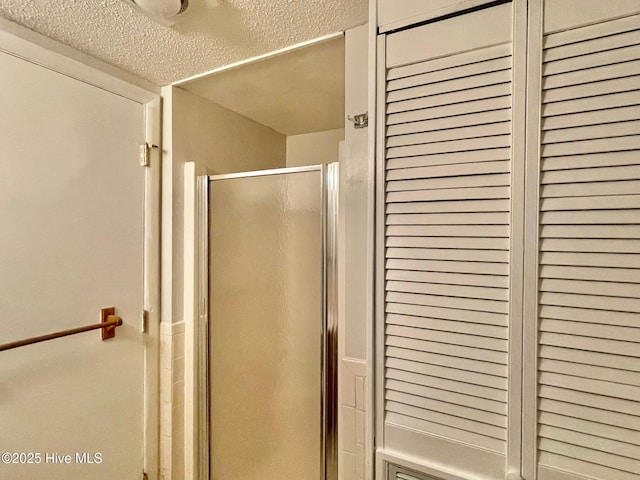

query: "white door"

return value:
[378, 3, 514, 478]
[377, 2, 640, 480]
[0, 47, 154, 480]
[524, 2, 640, 479]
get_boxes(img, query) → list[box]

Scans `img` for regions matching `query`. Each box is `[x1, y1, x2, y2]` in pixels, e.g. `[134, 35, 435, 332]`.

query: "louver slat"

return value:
[387, 70, 512, 104]
[387, 56, 511, 92]
[386, 346, 507, 377]
[387, 43, 512, 81]
[536, 16, 640, 480]
[387, 84, 511, 115]
[386, 109, 511, 137]
[539, 453, 635, 480]
[543, 59, 640, 90]
[387, 148, 511, 170]
[539, 358, 640, 386]
[386, 302, 508, 325]
[387, 97, 511, 126]
[544, 28, 640, 61]
[386, 122, 510, 147]
[386, 390, 507, 428]
[384, 40, 512, 458]
[542, 105, 640, 131]
[387, 379, 506, 414]
[540, 346, 640, 372]
[539, 398, 640, 431]
[541, 195, 640, 211]
[386, 161, 510, 181]
[385, 247, 509, 263]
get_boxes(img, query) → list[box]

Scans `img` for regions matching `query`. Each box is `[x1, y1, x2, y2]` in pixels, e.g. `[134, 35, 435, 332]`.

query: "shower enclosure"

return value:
[196, 164, 338, 480]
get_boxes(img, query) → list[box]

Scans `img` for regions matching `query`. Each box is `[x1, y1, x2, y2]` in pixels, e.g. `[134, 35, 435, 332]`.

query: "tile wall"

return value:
[340, 358, 367, 480]
[160, 321, 185, 480]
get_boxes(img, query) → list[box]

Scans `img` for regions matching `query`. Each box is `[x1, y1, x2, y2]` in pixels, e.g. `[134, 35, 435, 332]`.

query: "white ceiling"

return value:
[0, 0, 367, 86]
[179, 36, 345, 135]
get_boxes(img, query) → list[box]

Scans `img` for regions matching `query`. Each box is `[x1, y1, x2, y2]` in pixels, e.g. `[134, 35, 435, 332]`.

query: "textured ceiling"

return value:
[0, 0, 367, 86]
[180, 36, 345, 135]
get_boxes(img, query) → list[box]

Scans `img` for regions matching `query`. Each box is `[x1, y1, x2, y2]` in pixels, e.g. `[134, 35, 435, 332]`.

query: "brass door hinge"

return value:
[141, 309, 149, 333]
[139, 143, 158, 167]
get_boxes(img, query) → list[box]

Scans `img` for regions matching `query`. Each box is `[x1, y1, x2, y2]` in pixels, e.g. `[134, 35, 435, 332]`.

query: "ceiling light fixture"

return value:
[134, 0, 187, 18]
[122, 0, 220, 26]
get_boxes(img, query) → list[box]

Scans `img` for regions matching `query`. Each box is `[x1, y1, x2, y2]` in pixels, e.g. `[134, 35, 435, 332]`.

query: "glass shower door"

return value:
[208, 166, 330, 480]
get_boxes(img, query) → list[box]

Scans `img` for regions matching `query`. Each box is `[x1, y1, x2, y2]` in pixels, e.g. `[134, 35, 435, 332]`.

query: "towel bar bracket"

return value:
[101, 307, 120, 340]
[0, 307, 124, 352]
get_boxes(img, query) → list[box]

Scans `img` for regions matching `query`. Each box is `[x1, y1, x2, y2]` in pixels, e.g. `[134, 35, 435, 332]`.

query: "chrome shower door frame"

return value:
[194, 163, 339, 480]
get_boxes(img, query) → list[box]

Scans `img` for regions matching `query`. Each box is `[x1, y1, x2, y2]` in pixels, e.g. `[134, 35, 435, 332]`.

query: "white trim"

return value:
[184, 163, 210, 480]
[0, 17, 159, 101]
[378, 0, 502, 34]
[337, 140, 347, 480]
[507, 0, 527, 478]
[366, 2, 378, 480]
[160, 85, 175, 332]
[374, 32, 387, 480]
[522, 1, 544, 479]
[143, 98, 162, 480]
[208, 164, 322, 180]
[184, 162, 197, 480]
[377, 450, 481, 480]
[376, 449, 387, 480]
[173, 31, 345, 86]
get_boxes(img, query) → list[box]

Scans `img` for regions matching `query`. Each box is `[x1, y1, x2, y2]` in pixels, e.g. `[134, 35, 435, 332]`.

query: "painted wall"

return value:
[162, 86, 286, 331]
[161, 86, 286, 480]
[341, 25, 369, 363]
[286, 128, 345, 167]
[173, 87, 287, 174]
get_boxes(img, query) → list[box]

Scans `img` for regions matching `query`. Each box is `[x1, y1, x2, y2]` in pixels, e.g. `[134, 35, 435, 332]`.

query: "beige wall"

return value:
[161, 86, 286, 480]
[163, 86, 287, 329]
[286, 128, 345, 167]
[173, 87, 286, 174]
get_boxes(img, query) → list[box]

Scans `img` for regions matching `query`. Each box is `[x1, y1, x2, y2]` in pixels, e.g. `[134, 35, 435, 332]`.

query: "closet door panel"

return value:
[380, 3, 514, 478]
[532, 5, 640, 480]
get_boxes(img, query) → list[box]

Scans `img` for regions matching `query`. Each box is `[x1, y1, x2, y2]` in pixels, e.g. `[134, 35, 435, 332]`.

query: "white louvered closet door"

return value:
[380, 3, 515, 478]
[529, 2, 640, 480]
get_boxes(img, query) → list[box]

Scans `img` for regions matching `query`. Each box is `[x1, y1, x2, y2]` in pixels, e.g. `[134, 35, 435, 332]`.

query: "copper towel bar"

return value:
[0, 307, 123, 352]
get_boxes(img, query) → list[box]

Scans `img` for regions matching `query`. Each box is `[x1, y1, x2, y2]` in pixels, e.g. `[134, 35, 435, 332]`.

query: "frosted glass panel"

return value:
[209, 169, 322, 480]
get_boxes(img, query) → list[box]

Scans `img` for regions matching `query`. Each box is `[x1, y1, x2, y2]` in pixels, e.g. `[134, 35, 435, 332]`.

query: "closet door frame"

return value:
[509, 1, 529, 479]
[374, 28, 386, 480]
[522, 1, 544, 479]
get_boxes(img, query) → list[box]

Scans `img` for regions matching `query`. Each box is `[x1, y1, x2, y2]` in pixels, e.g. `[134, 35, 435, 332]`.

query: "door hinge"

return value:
[347, 112, 368, 129]
[139, 142, 158, 167]
[141, 310, 149, 333]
